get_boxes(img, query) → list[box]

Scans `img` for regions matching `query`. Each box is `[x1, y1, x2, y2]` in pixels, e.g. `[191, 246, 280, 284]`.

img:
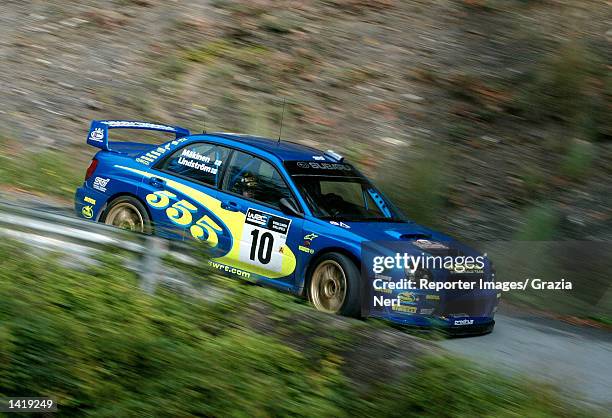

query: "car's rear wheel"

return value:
[308, 253, 361, 317]
[102, 196, 151, 234]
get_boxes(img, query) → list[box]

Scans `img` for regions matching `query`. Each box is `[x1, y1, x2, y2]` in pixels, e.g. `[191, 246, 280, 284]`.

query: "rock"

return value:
[401, 93, 424, 103]
[130, 0, 155, 6]
[85, 99, 102, 111]
[380, 136, 404, 146]
[481, 135, 501, 144]
[35, 58, 52, 67]
[57, 81, 74, 90]
[59, 18, 89, 28]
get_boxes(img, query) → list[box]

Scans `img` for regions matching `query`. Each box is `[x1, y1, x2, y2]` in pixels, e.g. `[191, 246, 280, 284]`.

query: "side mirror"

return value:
[279, 198, 302, 217]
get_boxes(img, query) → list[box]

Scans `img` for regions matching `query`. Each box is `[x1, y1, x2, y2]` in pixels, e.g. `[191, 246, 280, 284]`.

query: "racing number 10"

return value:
[249, 229, 274, 265]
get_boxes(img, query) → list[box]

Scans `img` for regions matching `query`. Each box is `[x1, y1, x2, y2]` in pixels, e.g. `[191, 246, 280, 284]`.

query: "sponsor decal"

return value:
[82, 205, 94, 219]
[246, 210, 269, 227]
[135, 137, 188, 166]
[245, 209, 290, 235]
[425, 294, 440, 301]
[391, 305, 417, 313]
[89, 127, 104, 142]
[298, 245, 314, 254]
[208, 260, 251, 279]
[453, 319, 474, 326]
[398, 292, 417, 304]
[330, 221, 350, 229]
[84, 196, 96, 205]
[450, 265, 484, 274]
[93, 177, 110, 192]
[144, 189, 224, 248]
[413, 239, 448, 250]
[300, 232, 318, 254]
[312, 155, 325, 161]
[303, 233, 318, 241]
[297, 161, 352, 171]
[419, 308, 435, 315]
[117, 165, 297, 279]
[101, 121, 176, 131]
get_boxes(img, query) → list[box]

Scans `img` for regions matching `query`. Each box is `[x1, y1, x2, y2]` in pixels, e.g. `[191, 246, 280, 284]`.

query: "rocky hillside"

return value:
[0, 0, 610, 240]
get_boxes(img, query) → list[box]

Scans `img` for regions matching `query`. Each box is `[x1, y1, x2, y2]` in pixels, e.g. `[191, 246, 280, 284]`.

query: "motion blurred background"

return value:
[0, 0, 610, 416]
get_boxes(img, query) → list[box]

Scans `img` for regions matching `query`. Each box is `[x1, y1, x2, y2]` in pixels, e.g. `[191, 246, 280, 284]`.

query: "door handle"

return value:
[221, 201, 240, 212]
[149, 177, 165, 189]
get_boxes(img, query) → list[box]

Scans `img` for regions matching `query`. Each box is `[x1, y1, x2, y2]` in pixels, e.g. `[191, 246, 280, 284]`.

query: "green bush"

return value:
[0, 146, 83, 199]
[517, 40, 607, 137]
[559, 139, 595, 181]
[514, 203, 560, 241]
[0, 243, 596, 416]
[357, 356, 592, 418]
[0, 244, 348, 416]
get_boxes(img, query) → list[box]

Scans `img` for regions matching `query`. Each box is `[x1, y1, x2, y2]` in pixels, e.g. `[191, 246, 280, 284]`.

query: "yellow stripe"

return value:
[115, 166, 296, 278]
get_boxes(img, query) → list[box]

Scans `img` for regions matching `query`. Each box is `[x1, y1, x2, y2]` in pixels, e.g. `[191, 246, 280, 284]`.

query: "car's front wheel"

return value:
[308, 253, 361, 317]
[101, 196, 151, 234]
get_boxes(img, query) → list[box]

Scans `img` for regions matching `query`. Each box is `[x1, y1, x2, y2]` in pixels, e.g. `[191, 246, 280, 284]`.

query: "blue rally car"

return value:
[76, 120, 498, 334]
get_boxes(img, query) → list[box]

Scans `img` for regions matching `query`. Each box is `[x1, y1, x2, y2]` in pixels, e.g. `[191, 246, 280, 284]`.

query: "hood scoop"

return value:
[385, 231, 431, 240]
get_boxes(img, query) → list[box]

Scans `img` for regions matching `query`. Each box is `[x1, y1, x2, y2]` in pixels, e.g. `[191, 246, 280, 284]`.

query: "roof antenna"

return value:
[202, 112, 207, 133]
[277, 98, 286, 144]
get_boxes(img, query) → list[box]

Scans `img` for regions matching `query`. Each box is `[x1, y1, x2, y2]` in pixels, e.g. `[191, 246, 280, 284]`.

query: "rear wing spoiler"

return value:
[87, 120, 190, 151]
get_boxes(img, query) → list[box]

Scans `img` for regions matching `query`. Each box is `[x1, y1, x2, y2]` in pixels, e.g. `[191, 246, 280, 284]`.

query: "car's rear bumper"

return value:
[74, 186, 107, 221]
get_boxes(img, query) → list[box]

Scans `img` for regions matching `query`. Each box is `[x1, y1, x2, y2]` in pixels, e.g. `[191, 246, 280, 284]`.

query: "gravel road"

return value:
[439, 309, 612, 409]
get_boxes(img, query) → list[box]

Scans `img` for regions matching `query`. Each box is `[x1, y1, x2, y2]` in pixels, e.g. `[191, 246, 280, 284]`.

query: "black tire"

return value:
[101, 196, 152, 234]
[308, 252, 361, 317]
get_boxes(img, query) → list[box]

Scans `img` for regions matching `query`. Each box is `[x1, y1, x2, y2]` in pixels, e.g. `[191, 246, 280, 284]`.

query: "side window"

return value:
[160, 143, 230, 187]
[222, 151, 292, 209]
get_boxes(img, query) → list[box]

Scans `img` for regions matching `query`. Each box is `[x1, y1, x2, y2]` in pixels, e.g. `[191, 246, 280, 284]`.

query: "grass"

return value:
[0, 144, 84, 199]
[514, 203, 560, 241]
[559, 139, 595, 181]
[0, 241, 598, 417]
[357, 356, 594, 418]
[517, 40, 605, 130]
[184, 40, 270, 70]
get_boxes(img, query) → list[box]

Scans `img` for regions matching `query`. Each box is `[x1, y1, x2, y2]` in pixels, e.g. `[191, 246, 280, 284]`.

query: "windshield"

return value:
[285, 161, 403, 222]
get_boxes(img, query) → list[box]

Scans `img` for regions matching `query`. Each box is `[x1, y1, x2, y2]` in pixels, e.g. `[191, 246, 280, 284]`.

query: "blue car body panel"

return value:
[75, 120, 498, 332]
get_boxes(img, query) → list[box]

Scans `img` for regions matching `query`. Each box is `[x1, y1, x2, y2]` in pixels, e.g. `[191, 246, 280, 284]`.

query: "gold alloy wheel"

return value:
[310, 260, 347, 313]
[104, 202, 145, 232]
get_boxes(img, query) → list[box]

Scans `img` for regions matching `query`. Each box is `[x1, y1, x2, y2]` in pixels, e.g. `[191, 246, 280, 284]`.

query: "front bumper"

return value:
[365, 283, 500, 336]
[380, 312, 496, 336]
[445, 319, 495, 336]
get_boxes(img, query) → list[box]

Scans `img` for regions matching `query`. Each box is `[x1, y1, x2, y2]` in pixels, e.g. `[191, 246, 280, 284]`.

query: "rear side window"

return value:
[160, 143, 230, 187]
[222, 151, 292, 209]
